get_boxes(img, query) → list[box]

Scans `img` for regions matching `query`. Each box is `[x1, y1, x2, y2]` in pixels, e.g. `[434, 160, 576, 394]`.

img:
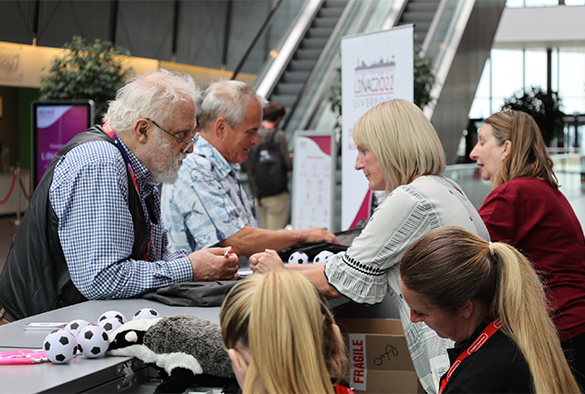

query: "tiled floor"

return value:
[1, 167, 585, 273]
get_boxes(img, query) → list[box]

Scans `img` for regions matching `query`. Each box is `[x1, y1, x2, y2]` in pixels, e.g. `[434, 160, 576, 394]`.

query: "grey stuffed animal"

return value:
[108, 315, 237, 393]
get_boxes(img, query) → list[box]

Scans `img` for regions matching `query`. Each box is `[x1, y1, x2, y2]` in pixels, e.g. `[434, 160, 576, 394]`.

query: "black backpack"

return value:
[252, 129, 288, 198]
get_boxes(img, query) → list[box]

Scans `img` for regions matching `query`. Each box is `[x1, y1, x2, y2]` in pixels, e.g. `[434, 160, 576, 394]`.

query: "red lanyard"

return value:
[106, 127, 152, 260]
[438, 318, 503, 394]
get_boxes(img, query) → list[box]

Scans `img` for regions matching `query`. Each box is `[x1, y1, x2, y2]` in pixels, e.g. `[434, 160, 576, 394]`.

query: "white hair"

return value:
[198, 80, 266, 129]
[104, 69, 201, 133]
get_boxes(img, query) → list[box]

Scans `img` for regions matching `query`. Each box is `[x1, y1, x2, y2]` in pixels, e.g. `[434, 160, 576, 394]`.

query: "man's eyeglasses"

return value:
[500, 106, 514, 120]
[145, 118, 197, 152]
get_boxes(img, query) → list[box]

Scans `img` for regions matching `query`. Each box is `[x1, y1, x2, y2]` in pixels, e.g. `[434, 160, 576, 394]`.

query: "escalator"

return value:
[269, 0, 348, 110]
[235, 0, 505, 164]
[397, 0, 440, 48]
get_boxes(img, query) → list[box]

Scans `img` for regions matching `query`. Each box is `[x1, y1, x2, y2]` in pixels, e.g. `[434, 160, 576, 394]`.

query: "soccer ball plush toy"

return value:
[98, 310, 126, 324]
[64, 319, 90, 338]
[108, 315, 237, 393]
[98, 317, 124, 335]
[43, 330, 78, 364]
[132, 308, 160, 320]
[313, 250, 335, 263]
[287, 251, 309, 265]
[77, 325, 110, 358]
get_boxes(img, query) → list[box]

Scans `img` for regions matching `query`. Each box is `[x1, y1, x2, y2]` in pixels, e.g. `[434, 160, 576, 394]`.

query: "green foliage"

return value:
[327, 48, 436, 117]
[503, 86, 565, 146]
[327, 67, 342, 118]
[39, 35, 134, 122]
[413, 49, 436, 108]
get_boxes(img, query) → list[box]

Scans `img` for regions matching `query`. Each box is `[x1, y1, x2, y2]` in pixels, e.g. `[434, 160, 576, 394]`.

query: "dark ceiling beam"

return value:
[108, 0, 119, 44]
[222, 0, 233, 70]
[32, 0, 40, 45]
[171, 0, 180, 62]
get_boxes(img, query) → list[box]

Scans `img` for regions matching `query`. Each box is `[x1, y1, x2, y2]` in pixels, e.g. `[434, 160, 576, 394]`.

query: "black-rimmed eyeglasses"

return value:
[145, 118, 198, 152]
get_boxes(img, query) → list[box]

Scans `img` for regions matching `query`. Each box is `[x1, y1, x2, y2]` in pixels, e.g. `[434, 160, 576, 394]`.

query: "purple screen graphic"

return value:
[35, 105, 89, 185]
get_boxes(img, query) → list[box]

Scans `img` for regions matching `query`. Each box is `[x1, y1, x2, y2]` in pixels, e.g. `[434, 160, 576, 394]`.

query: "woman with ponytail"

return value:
[399, 226, 580, 393]
[470, 108, 585, 387]
[220, 270, 352, 394]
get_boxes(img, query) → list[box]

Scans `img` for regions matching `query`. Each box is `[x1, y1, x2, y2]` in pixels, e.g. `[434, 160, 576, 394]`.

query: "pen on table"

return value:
[224, 247, 232, 258]
[0, 356, 49, 365]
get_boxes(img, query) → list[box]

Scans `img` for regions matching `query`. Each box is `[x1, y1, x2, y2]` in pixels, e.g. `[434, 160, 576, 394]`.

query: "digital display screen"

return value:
[32, 100, 94, 188]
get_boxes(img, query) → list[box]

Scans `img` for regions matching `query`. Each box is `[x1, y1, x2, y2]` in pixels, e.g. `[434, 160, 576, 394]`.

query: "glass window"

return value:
[565, 0, 585, 5]
[562, 98, 585, 116]
[492, 49, 524, 98]
[469, 58, 491, 119]
[551, 48, 559, 92]
[524, 49, 547, 89]
[558, 49, 585, 114]
[469, 98, 492, 119]
[505, 0, 525, 7]
[506, 0, 562, 7]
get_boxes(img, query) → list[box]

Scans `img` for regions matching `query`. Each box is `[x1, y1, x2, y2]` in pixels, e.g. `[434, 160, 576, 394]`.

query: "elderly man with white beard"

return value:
[0, 69, 239, 323]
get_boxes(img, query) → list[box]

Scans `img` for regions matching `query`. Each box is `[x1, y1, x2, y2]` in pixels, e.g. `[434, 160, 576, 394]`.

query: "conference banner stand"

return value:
[340, 25, 414, 230]
[291, 130, 336, 231]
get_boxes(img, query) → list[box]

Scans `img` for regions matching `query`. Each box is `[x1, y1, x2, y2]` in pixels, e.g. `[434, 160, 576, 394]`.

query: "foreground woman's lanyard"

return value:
[106, 128, 152, 260]
[438, 318, 503, 394]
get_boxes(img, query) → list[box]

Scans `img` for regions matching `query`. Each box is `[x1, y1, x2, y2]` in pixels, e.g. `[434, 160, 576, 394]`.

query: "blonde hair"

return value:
[352, 99, 446, 194]
[220, 271, 347, 394]
[484, 109, 559, 189]
[400, 226, 580, 394]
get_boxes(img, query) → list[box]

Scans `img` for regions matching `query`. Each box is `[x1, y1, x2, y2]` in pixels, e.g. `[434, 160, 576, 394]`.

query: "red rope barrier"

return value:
[19, 178, 31, 201]
[0, 171, 17, 204]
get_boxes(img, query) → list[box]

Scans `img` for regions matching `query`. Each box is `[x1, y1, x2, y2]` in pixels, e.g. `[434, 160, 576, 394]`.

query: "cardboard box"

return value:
[336, 318, 424, 394]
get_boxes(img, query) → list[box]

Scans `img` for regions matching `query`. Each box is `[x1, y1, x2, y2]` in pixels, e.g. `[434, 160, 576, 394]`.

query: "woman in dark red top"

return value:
[470, 107, 585, 389]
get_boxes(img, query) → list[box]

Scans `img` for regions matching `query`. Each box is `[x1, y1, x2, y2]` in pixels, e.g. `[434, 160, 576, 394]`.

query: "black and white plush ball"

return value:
[98, 317, 123, 335]
[98, 310, 126, 324]
[43, 330, 77, 364]
[313, 250, 335, 264]
[132, 308, 160, 320]
[77, 325, 109, 358]
[287, 251, 309, 264]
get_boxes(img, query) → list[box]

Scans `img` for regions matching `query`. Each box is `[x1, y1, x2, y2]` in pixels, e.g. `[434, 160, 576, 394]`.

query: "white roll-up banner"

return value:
[341, 25, 414, 230]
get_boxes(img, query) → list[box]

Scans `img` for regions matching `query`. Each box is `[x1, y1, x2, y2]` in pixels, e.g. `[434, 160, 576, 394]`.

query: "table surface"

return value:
[0, 299, 223, 393]
[0, 294, 354, 393]
[0, 299, 221, 349]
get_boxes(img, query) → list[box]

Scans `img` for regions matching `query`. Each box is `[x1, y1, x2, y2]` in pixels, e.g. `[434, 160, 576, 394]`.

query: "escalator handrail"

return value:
[420, 0, 450, 57]
[381, 0, 409, 29]
[285, 0, 384, 130]
[423, 0, 476, 118]
[230, 0, 284, 81]
[281, 0, 359, 131]
[256, 0, 325, 98]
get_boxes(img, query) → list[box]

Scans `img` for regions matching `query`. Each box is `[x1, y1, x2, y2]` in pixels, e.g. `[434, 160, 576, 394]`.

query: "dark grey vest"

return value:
[0, 126, 147, 320]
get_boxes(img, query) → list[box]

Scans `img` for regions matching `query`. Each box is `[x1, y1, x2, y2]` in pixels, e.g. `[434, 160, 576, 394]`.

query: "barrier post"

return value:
[13, 164, 21, 226]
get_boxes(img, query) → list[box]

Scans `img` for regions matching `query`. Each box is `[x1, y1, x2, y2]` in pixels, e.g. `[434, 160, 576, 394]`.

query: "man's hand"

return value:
[300, 227, 341, 245]
[188, 247, 239, 281]
[249, 249, 285, 273]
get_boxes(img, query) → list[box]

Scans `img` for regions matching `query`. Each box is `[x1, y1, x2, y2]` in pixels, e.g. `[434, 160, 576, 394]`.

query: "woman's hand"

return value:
[249, 249, 286, 273]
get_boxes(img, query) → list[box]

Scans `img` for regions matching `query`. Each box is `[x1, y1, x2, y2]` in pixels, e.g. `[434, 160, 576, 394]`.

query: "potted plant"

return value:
[39, 35, 134, 122]
[503, 86, 565, 147]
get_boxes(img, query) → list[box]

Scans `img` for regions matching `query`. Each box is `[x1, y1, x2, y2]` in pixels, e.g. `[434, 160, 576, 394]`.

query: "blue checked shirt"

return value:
[49, 138, 193, 300]
[161, 135, 257, 253]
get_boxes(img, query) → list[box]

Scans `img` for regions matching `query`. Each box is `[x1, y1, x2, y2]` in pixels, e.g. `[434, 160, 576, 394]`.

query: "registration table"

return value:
[0, 299, 223, 393]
